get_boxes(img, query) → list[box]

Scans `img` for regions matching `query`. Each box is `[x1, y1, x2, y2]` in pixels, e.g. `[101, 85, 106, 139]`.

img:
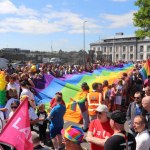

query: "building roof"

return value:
[90, 34, 150, 46]
[103, 34, 136, 40]
[90, 34, 136, 45]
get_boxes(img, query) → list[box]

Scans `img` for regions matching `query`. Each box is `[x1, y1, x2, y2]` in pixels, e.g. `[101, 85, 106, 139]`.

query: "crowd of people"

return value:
[0, 61, 150, 150]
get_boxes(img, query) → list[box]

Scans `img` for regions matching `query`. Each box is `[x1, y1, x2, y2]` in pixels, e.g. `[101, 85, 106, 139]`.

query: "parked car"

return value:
[50, 58, 61, 64]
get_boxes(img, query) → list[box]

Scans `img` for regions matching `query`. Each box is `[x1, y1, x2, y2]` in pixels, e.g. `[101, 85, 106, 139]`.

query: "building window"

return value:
[130, 46, 133, 52]
[123, 46, 126, 52]
[109, 54, 112, 61]
[130, 54, 133, 60]
[93, 47, 96, 51]
[98, 47, 100, 51]
[147, 46, 150, 52]
[122, 54, 126, 59]
[140, 55, 143, 60]
[104, 47, 106, 53]
[140, 45, 143, 52]
[116, 46, 118, 53]
[109, 47, 112, 53]
[116, 54, 119, 60]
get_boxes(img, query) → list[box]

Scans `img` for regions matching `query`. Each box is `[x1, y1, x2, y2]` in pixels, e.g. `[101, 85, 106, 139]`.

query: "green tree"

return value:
[133, 0, 150, 38]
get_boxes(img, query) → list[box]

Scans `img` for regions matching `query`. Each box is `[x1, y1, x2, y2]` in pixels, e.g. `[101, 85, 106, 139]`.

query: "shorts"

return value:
[49, 126, 63, 138]
[115, 96, 122, 105]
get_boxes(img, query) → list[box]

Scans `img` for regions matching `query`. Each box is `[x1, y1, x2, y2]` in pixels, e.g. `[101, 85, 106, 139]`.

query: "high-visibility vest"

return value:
[87, 92, 102, 116]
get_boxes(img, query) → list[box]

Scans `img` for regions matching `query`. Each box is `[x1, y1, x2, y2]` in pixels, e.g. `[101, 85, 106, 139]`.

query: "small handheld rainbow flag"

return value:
[140, 60, 150, 80]
[68, 98, 77, 111]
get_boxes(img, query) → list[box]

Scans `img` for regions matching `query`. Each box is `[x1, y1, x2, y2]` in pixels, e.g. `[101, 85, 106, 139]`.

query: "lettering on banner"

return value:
[12, 118, 21, 129]
[20, 127, 31, 139]
[12, 117, 32, 144]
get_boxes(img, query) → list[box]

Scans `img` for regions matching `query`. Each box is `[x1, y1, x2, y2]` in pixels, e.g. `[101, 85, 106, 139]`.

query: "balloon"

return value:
[31, 65, 36, 72]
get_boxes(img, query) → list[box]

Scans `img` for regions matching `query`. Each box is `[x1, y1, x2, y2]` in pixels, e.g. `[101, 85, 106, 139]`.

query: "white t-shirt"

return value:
[20, 88, 34, 101]
[6, 82, 20, 97]
[135, 129, 150, 150]
[20, 88, 36, 109]
[5, 98, 19, 118]
[116, 85, 123, 96]
[29, 107, 38, 121]
[0, 111, 4, 130]
[8, 111, 14, 120]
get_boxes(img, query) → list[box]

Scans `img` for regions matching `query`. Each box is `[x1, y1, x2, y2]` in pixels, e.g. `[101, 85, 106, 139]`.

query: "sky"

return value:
[0, 0, 138, 52]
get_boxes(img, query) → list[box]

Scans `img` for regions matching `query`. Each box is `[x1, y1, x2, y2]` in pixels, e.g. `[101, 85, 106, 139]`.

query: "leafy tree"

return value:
[133, 0, 150, 38]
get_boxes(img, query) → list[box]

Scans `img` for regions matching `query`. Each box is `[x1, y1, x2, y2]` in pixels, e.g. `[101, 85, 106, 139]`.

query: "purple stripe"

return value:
[34, 74, 54, 92]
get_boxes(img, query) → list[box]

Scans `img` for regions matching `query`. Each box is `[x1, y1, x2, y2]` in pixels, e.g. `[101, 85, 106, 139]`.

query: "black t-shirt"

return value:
[135, 73, 143, 84]
[104, 132, 136, 150]
[34, 144, 44, 150]
[37, 110, 48, 125]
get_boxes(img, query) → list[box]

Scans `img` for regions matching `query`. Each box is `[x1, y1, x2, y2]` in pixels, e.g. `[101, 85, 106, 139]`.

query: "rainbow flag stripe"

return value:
[0, 71, 7, 107]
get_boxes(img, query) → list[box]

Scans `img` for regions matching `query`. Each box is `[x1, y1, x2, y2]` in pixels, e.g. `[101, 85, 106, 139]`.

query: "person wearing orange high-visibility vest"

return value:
[87, 82, 103, 121]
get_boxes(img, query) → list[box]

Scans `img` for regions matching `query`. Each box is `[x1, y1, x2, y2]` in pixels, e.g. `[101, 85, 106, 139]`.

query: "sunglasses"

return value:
[11, 106, 18, 109]
[96, 112, 103, 115]
[134, 97, 140, 99]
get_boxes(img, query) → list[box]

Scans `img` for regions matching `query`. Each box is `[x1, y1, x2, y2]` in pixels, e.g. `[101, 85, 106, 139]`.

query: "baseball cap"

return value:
[61, 125, 84, 144]
[110, 110, 126, 124]
[95, 104, 108, 113]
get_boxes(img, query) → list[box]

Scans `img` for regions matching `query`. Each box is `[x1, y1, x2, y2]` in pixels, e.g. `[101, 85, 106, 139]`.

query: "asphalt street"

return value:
[33, 121, 90, 150]
[34, 120, 130, 150]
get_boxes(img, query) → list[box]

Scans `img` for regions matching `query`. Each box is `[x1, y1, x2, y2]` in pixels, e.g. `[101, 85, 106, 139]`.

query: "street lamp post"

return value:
[83, 21, 87, 65]
[113, 36, 115, 62]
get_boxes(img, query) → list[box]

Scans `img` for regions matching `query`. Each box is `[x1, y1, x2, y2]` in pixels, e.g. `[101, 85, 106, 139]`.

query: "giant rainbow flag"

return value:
[34, 63, 134, 123]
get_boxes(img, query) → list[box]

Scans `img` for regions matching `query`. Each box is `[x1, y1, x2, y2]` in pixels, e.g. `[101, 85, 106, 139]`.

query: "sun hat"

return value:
[95, 104, 108, 113]
[61, 125, 84, 144]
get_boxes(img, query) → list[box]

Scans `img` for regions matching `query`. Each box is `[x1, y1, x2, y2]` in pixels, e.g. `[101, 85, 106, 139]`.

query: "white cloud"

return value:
[101, 11, 134, 29]
[0, 0, 17, 14]
[17, 5, 38, 17]
[0, 0, 101, 34]
[0, 18, 63, 34]
[0, 0, 38, 16]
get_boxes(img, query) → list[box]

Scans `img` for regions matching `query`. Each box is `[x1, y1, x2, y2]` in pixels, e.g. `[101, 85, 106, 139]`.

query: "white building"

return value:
[90, 34, 150, 62]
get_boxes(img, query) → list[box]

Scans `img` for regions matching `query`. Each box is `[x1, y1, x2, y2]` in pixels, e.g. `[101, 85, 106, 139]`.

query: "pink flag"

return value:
[0, 98, 33, 150]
